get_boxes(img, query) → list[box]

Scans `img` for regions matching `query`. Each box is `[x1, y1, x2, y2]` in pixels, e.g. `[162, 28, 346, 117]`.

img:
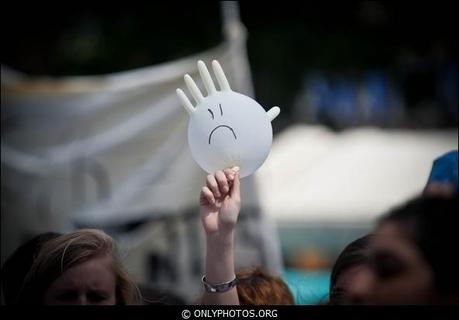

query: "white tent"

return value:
[255, 125, 458, 226]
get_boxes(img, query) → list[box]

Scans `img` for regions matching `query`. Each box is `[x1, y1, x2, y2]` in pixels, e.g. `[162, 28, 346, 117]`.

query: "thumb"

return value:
[230, 172, 240, 199]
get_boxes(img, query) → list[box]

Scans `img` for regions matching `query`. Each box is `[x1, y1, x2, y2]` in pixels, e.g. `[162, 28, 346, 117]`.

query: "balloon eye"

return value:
[207, 109, 214, 119]
[219, 104, 223, 116]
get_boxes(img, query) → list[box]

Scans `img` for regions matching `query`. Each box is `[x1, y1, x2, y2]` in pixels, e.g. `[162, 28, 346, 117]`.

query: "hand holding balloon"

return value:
[200, 166, 241, 237]
[176, 60, 280, 178]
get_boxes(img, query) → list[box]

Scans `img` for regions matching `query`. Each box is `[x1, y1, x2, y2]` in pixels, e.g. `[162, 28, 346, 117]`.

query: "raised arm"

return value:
[199, 167, 241, 305]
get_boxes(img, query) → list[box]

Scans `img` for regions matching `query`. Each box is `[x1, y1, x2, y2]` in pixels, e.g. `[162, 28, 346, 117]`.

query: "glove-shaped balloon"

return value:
[176, 60, 280, 178]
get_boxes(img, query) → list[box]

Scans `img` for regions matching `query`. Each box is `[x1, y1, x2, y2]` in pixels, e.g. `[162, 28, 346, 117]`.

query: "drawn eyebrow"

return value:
[207, 108, 214, 119]
[219, 104, 223, 116]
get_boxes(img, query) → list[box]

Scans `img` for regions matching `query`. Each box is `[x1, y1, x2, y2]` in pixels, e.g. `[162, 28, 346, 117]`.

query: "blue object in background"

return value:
[427, 150, 458, 192]
[282, 268, 330, 305]
[304, 73, 330, 121]
[328, 77, 359, 127]
[361, 71, 390, 121]
[302, 74, 359, 127]
[437, 63, 458, 117]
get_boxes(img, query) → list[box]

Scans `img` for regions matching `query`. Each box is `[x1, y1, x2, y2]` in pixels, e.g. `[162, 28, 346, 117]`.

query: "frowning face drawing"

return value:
[207, 104, 237, 145]
[177, 60, 280, 178]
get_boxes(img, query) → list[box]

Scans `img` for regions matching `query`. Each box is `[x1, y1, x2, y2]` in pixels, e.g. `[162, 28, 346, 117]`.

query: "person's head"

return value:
[329, 235, 372, 305]
[1, 232, 62, 304]
[17, 229, 142, 305]
[367, 196, 459, 304]
[236, 267, 294, 305]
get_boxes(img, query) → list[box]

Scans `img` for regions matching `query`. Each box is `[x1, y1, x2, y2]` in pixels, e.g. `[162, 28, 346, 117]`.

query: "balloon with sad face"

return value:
[176, 60, 280, 178]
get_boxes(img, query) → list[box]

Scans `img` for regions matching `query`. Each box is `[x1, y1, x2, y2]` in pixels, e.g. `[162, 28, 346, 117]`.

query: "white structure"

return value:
[1, 2, 283, 302]
[256, 125, 458, 226]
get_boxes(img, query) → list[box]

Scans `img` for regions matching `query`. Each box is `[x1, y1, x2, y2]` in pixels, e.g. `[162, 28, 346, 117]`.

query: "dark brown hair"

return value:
[329, 235, 371, 304]
[378, 196, 459, 299]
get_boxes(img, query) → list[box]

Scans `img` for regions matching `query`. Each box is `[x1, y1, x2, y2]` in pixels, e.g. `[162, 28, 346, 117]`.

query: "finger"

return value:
[230, 172, 240, 199]
[212, 60, 231, 91]
[206, 174, 221, 198]
[198, 60, 217, 95]
[223, 169, 235, 182]
[176, 89, 194, 115]
[201, 186, 215, 205]
[267, 106, 280, 121]
[224, 166, 239, 185]
[184, 74, 204, 104]
[215, 170, 229, 195]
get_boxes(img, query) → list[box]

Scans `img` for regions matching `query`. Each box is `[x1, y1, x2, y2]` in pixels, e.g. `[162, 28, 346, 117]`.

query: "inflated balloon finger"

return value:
[176, 60, 280, 178]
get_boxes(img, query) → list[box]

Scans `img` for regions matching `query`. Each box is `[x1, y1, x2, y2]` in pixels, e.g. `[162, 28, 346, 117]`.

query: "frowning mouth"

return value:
[208, 125, 237, 145]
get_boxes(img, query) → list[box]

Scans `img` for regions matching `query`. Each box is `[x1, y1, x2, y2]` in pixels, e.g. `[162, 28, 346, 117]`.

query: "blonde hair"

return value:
[19, 229, 142, 305]
[236, 267, 294, 305]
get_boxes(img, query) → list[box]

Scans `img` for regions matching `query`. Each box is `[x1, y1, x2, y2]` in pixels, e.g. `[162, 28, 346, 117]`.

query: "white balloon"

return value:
[177, 60, 280, 178]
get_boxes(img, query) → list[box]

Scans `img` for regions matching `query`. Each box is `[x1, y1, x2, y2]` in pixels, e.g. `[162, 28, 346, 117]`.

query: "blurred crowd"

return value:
[1, 150, 457, 305]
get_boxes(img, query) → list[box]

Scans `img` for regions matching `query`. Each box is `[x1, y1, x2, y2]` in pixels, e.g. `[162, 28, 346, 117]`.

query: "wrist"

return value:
[206, 230, 235, 247]
[204, 230, 236, 287]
